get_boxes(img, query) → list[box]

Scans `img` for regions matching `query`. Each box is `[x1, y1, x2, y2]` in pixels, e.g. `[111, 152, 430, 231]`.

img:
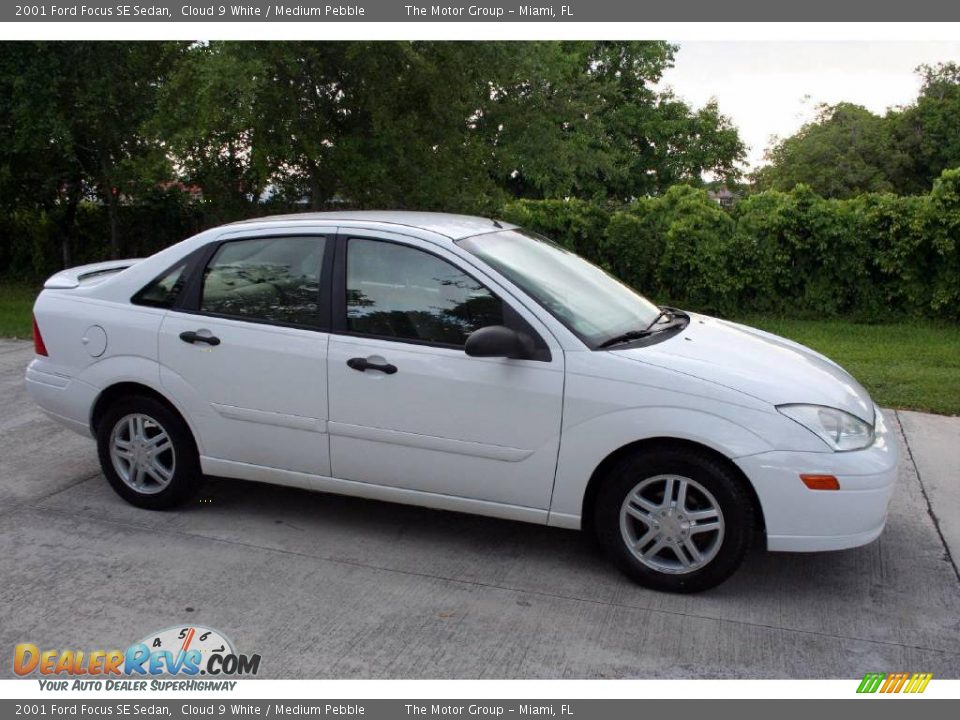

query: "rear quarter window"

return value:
[131, 262, 188, 309]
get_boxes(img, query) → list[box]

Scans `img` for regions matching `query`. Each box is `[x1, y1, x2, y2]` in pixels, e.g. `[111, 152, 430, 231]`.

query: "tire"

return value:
[594, 446, 754, 593]
[96, 395, 201, 510]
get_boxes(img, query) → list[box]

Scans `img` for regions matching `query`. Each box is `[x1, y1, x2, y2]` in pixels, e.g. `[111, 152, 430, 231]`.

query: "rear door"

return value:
[326, 230, 565, 510]
[158, 229, 335, 476]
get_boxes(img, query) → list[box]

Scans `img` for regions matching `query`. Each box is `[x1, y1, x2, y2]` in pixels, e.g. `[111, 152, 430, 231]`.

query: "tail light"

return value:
[32, 315, 48, 356]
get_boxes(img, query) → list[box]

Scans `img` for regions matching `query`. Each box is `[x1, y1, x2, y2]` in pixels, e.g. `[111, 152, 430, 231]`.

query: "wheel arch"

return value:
[90, 381, 199, 451]
[579, 437, 767, 545]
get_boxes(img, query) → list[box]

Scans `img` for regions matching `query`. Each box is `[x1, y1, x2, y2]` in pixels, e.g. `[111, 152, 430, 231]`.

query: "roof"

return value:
[229, 210, 516, 241]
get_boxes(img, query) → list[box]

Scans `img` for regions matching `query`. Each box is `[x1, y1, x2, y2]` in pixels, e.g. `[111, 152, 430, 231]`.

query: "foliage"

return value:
[0, 281, 40, 339]
[1, 40, 748, 278]
[754, 62, 960, 198]
[488, 42, 745, 201]
[499, 198, 611, 255]
[0, 189, 205, 280]
[0, 42, 186, 264]
[497, 170, 960, 321]
[896, 62, 960, 194]
[753, 103, 905, 198]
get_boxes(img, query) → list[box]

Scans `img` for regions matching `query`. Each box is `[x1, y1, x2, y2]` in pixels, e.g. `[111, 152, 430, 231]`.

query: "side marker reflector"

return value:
[800, 474, 840, 491]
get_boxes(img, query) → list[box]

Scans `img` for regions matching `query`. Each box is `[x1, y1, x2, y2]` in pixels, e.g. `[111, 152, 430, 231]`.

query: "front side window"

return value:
[346, 238, 504, 346]
[458, 229, 661, 348]
[200, 236, 325, 328]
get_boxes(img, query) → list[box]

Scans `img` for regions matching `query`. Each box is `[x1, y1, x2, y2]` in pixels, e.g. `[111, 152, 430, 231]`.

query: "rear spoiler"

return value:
[44, 259, 143, 289]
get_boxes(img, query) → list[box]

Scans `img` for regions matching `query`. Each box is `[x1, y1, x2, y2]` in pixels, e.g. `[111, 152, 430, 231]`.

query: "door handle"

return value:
[347, 357, 397, 375]
[179, 330, 221, 346]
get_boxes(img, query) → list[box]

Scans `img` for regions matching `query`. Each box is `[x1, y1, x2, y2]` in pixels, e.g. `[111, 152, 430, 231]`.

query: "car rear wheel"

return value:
[96, 395, 200, 510]
[594, 446, 754, 593]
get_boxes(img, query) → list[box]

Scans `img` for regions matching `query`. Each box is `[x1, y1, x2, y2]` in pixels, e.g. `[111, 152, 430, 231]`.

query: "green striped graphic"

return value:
[857, 673, 886, 693]
[856, 672, 933, 693]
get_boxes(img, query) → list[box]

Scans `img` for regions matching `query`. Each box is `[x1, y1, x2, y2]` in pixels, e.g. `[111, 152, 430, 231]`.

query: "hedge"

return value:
[502, 168, 960, 321]
[4, 170, 960, 321]
[0, 189, 208, 279]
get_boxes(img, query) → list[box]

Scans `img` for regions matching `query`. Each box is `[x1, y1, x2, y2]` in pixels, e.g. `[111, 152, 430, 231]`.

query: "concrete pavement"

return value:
[1, 339, 958, 678]
[898, 410, 960, 583]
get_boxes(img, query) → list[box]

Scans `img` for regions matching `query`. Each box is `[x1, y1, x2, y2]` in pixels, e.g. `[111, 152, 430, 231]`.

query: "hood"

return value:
[611, 313, 875, 424]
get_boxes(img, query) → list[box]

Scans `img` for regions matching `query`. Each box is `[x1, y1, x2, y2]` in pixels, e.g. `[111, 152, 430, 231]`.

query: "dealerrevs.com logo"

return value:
[14, 625, 260, 691]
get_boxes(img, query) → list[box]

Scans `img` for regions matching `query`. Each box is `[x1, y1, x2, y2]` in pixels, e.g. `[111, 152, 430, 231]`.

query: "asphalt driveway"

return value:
[1, 339, 958, 678]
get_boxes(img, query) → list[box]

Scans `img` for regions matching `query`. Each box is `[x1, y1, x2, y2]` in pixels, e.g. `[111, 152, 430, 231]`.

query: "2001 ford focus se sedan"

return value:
[26, 211, 898, 592]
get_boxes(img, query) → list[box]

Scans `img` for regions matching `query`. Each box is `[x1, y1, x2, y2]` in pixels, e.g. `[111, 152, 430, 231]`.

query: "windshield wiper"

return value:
[597, 309, 678, 349]
[644, 309, 673, 331]
[597, 329, 655, 349]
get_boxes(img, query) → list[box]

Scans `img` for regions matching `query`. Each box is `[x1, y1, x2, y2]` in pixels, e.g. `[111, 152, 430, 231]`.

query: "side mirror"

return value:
[465, 325, 535, 360]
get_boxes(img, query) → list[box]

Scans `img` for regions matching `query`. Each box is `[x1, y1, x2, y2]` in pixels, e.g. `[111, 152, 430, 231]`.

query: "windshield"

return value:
[457, 229, 661, 348]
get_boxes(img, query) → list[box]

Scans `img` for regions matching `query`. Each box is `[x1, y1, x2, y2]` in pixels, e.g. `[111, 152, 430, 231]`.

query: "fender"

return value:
[547, 405, 775, 529]
[77, 355, 205, 454]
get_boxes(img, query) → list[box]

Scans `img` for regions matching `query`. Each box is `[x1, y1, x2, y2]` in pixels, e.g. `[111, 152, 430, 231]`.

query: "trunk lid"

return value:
[44, 259, 142, 289]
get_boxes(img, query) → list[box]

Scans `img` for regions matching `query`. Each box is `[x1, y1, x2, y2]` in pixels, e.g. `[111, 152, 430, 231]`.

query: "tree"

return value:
[485, 41, 745, 201]
[163, 41, 746, 210]
[319, 41, 514, 211]
[159, 41, 520, 213]
[2, 40, 749, 272]
[753, 63, 960, 198]
[894, 62, 960, 195]
[0, 41, 183, 264]
[753, 103, 905, 199]
[154, 42, 269, 220]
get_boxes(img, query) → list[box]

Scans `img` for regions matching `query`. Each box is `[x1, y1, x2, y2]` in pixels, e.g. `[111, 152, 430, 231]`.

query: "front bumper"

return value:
[735, 407, 899, 552]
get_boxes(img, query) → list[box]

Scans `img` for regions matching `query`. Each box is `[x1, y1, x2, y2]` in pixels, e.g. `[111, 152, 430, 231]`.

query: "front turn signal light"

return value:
[800, 474, 840, 491]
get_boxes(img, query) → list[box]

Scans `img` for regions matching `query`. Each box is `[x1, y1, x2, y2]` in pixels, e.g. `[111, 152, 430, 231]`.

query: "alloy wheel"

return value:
[619, 474, 725, 574]
[108, 413, 176, 495]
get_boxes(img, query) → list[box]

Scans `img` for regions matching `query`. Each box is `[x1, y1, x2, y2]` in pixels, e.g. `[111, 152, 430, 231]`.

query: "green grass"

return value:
[0, 283, 956, 415]
[0, 282, 39, 339]
[737, 317, 960, 416]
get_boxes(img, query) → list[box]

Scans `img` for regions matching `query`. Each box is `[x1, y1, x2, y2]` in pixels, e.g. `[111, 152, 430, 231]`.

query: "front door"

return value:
[326, 233, 564, 510]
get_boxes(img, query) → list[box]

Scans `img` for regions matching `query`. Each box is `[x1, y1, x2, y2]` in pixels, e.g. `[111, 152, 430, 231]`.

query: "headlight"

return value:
[777, 404, 875, 451]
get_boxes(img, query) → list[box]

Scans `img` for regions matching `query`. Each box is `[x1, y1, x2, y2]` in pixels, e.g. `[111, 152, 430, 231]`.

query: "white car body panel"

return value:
[327, 333, 563, 508]
[159, 314, 333, 476]
[43, 259, 143, 289]
[326, 227, 564, 509]
[621, 313, 875, 423]
[25, 211, 899, 555]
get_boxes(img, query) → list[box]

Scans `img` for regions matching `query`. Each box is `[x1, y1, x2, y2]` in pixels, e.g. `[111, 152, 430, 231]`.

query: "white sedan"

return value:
[26, 211, 898, 592]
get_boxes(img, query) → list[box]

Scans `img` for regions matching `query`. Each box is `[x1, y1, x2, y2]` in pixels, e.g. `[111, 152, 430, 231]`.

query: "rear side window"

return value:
[132, 262, 188, 309]
[200, 236, 325, 328]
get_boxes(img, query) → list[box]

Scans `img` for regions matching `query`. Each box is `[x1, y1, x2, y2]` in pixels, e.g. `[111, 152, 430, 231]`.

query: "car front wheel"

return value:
[96, 395, 200, 510]
[594, 447, 754, 593]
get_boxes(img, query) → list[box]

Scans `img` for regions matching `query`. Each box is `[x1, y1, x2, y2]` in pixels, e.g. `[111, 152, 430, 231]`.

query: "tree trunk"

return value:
[59, 180, 81, 269]
[60, 227, 71, 270]
[106, 184, 121, 259]
[308, 161, 329, 210]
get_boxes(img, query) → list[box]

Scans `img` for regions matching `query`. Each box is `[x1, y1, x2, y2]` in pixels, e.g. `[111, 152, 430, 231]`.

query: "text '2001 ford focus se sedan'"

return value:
[26, 212, 898, 592]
